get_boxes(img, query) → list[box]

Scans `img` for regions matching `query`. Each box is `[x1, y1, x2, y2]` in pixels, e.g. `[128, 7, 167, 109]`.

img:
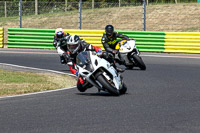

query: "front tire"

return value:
[119, 83, 127, 94]
[133, 54, 146, 70]
[95, 72, 120, 96]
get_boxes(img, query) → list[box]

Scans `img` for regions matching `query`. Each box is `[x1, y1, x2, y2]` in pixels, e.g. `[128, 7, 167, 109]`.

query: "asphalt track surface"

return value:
[0, 49, 200, 133]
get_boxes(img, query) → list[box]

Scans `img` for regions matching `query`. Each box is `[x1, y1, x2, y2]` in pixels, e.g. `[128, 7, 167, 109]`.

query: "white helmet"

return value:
[67, 35, 81, 54]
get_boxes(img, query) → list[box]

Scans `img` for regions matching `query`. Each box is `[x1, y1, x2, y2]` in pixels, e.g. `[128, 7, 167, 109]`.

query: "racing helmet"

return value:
[55, 28, 65, 40]
[105, 25, 114, 37]
[67, 35, 81, 54]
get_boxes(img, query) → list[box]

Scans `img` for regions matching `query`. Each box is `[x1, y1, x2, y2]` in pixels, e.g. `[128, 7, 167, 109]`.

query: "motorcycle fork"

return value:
[117, 52, 126, 65]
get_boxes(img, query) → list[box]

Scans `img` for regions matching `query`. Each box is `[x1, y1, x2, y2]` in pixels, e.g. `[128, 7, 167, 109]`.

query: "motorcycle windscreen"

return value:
[76, 51, 94, 72]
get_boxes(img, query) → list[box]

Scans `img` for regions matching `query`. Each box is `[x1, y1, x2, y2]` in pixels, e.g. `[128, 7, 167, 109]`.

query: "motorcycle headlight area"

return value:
[78, 63, 94, 72]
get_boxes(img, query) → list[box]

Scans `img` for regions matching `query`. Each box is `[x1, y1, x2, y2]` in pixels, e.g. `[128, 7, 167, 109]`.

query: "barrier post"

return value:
[143, 0, 146, 31]
[2, 28, 4, 48]
[4, 1, 7, 17]
[19, 0, 22, 28]
[0, 27, 4, 48]
[35, 0, 38, 15]
[79, 0, 82, 30]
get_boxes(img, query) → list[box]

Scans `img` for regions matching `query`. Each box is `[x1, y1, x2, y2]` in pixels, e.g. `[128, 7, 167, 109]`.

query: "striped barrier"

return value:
[117, 30, 200, 54]
[0, 27, 3, 48]
[7, 28, 200, 53]
[164, 32, 200, 53]
[7, 28, 104, 49]
[63, 29, 104, 49]
[8, 28, 55, 49]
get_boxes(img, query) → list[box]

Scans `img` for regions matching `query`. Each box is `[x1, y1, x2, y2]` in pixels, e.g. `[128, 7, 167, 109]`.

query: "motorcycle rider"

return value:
[101, 24, 130, 71]
[66, 35, 102, 92]
[53, 28, 70, 64]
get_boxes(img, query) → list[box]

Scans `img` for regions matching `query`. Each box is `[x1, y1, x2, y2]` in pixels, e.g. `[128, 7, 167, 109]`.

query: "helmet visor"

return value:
[106, 30, 113, 36]
[57, 34, 62, 38]
[69, 44, 78, 50]
[68, 44, 79, 54]
[56, 32, 63, 39]
[107, 34, 113, 38]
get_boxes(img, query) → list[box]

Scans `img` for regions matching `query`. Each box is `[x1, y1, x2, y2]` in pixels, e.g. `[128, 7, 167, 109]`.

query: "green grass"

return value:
[0, 69, 76, 97]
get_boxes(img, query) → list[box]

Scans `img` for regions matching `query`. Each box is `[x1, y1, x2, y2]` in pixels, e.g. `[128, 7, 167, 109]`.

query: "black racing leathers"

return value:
[53, 35, 68, 51]
[101, 32, 129, 54]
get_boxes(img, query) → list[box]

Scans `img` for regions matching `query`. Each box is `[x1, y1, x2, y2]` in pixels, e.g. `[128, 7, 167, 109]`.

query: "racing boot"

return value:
[77, 77, 87, 92]
[113, 63, 125, 73]
[77, 77, 92, 92]
[116, 67, 125, 73]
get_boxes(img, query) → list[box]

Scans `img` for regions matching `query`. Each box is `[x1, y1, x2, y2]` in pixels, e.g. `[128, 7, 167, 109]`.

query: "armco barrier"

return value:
[7, 28, 200, 53]
[164, 32, 200, 53]
[7, 28, 105, 49]
[117, 30, 200, 53]
[63, 29, 104, 49]
[116, 31, 166, 52]
[0, 27, 3, 48]
[8, 28, 55, 49]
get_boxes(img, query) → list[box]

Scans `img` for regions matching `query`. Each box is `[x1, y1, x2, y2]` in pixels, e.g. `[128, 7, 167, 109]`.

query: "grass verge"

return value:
[0, 69, 76, 97]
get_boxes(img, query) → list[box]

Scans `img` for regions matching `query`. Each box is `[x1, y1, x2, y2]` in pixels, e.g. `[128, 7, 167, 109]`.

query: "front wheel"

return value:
[132, 54, 146, 70]
[95, 72, 120, 96]
[119, 83, 127, 94]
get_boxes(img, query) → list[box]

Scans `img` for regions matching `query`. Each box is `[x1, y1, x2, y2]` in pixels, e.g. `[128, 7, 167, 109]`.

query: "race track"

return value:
[0, 49, 200, 133]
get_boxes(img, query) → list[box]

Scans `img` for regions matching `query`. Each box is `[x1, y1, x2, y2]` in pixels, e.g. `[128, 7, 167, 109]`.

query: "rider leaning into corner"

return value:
[101, 24, 132, 71]
[66, 35, 103, 92]
[53, 28, 70, 64]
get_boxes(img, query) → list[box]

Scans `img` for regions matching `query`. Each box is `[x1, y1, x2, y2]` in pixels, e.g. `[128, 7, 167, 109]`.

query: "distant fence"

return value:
[1, 1, 200, 32]
[7, 28, 200, 53]
[0, 27, 3, 48]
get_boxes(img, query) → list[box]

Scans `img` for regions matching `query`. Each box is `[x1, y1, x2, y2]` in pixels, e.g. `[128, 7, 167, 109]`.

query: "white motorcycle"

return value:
[76, 51, 127, 96]
[115, 39, 146, 70]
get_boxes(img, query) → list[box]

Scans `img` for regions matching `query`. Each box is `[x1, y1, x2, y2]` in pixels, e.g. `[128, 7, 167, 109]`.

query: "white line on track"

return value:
[141, 54, 200, 59]
[0, 63, 76, 100]
[0, 51, 57, 55]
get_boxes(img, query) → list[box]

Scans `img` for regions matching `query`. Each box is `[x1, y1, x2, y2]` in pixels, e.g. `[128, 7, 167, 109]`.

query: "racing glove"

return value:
[96, 50, 103, 57]
[53, 41, 57, 48]
[76, 71, 79, 77]
[112, 50, 118, 54]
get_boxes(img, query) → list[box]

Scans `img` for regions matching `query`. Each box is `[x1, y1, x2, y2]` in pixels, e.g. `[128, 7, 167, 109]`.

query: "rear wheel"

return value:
[132, 54, 146, 70]
[95, 72, 120, 96]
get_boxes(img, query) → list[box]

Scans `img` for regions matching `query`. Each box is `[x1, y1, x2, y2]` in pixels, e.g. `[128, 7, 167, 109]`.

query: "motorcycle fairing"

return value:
[76, 51, 122, 90]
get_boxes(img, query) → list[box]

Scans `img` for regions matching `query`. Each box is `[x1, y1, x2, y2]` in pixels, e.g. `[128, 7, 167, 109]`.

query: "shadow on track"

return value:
[76, 92, 128, 97]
